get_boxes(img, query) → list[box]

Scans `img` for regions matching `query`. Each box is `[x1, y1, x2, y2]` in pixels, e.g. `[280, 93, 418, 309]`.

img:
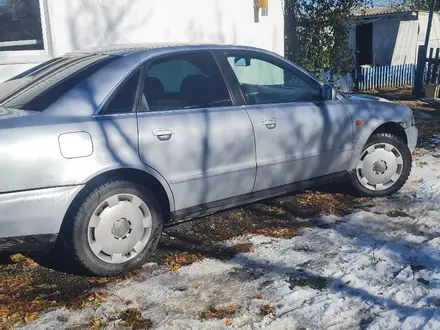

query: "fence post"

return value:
[426, 48, 434, 83]
[432, 48, 440, 83]
[413, 46, 427, 96]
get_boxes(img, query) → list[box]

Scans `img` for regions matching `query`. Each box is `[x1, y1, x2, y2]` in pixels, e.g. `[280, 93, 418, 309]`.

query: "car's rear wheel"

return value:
[38, 180, 163, 277]
[350, 133, 412, 197]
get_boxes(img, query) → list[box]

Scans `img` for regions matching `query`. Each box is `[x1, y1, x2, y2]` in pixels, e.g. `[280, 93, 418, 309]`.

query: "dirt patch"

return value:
[417, 122, 439, 136]
[400, 100, 440, 114]
[367, 87, 417, 101]
[413, 110, 440, 153]
[287, 272, 331, 291]
[386, 210, 414, 218]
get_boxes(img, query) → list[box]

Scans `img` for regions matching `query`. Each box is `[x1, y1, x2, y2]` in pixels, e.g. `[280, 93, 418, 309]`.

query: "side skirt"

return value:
[0, 234, 57, 252]
[170, 171, 348, 224]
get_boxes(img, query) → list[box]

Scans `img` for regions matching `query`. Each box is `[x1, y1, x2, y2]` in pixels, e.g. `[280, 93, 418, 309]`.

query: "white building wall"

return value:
[0, 63, 38, 82]
[417, 12, 440, 51]
[372, 17, 402, 66]
[0, 0, 285, 82]
[391, 18, 418, 65]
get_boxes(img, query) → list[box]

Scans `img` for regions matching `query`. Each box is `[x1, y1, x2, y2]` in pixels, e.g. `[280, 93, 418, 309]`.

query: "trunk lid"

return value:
[0, 107, 38, 121]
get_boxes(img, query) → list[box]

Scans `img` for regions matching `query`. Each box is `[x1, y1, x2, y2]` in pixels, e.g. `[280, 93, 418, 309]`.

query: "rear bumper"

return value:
[406, 126, 418, 152]
[0, 185, 84, 251]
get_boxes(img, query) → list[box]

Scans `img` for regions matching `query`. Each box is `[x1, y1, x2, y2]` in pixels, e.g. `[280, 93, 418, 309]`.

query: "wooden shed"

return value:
[348, 7, 440, 66]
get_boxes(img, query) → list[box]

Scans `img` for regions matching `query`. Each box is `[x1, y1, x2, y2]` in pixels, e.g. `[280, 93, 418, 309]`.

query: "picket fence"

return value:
[358, 64, 416, 91]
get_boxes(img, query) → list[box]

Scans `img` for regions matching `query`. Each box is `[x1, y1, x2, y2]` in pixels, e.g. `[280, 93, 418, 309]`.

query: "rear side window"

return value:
[100, 70, 141, 115]
[141, 52, 232, 112]
[1, 55, 118, 111]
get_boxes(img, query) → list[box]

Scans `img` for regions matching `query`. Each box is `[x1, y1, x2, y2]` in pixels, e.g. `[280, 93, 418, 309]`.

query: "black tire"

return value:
[0, 251, 14, 265]
[349, 133, 412, 197]
[36, 180, 163, 277]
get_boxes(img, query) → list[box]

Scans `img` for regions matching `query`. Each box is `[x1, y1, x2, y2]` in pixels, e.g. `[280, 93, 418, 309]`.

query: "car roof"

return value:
[65, 43, 270, 57]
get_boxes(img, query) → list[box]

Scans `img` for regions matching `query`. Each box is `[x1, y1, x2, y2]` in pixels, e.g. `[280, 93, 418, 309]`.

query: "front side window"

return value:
[142, 52, 232, 111]
[225, 52, 322, 105]
[0, 0, 48, 53]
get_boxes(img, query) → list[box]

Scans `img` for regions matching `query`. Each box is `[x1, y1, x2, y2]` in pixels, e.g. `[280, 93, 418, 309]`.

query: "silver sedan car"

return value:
[0, 44, 418, 276]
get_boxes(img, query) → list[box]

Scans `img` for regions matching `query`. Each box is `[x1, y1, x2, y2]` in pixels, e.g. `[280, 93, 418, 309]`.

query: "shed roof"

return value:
[351, 7, 419, 17]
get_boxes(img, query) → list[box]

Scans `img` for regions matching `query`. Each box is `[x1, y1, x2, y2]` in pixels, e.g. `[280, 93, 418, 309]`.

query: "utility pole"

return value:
[425, 0, 436, 49]
[413, 0, 436, 96]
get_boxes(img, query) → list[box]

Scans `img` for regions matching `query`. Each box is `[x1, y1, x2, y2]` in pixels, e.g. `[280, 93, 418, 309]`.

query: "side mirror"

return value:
[234, 57, 251, 67]
[322, 84, 336, 100]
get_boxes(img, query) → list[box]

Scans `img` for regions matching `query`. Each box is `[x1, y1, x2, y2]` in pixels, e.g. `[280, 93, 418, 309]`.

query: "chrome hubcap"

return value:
[87, 194, 152, 264]
[356, 143, 403, 191]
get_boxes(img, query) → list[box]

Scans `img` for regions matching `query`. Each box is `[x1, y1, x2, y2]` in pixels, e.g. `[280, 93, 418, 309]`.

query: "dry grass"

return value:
[0, 254, 141, 330]
[163, 243, 256, 271]
[200, 305, 241, 320]
[118, 308, 152, 329]
[260, 304, 277, 318]
[224, 318, 233, 326]
[294, 192, 370, 216]
[253, 227, 298, 238]
[164, 252, 206, 271]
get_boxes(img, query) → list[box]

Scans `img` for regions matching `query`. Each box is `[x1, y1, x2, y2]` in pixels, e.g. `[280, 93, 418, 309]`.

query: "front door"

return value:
[137, 51, 257, 211]
[221, 50, 354, 192]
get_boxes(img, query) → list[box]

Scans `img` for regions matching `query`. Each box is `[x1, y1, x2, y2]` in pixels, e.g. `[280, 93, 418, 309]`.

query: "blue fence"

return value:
[358, 64, 416, 91]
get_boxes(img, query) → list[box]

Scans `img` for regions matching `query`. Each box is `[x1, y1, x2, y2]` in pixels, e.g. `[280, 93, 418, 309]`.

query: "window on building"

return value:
[0, 0, 49, 54]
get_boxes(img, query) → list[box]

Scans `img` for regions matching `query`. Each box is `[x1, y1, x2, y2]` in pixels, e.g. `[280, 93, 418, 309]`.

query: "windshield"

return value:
[0, 54, 118, 111]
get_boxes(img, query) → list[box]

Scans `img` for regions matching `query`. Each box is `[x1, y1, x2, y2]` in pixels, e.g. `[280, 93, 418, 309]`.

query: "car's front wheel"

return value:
[46, 180, 163, 277]
[350, 133, 412, 197]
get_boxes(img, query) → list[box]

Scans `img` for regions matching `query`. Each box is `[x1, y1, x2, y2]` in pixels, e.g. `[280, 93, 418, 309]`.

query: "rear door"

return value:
[136, 51, 257, 211]
[219, 50, 354, 192]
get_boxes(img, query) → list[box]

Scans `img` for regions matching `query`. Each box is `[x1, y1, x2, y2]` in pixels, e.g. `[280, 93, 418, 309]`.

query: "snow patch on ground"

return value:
[21, 127, 440, 330]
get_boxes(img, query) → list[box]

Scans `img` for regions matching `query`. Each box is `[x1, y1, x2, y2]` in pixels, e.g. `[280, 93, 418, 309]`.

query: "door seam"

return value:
[242, 105, 259, 192]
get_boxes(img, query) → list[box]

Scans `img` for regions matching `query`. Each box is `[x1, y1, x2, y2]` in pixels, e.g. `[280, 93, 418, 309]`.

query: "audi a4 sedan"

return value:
[0, 43, 418, 276]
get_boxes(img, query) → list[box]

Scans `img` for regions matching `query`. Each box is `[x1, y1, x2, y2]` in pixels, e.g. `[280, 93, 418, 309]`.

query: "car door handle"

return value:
[152, 128, 175, 141]
[261, 118, 277, 129]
